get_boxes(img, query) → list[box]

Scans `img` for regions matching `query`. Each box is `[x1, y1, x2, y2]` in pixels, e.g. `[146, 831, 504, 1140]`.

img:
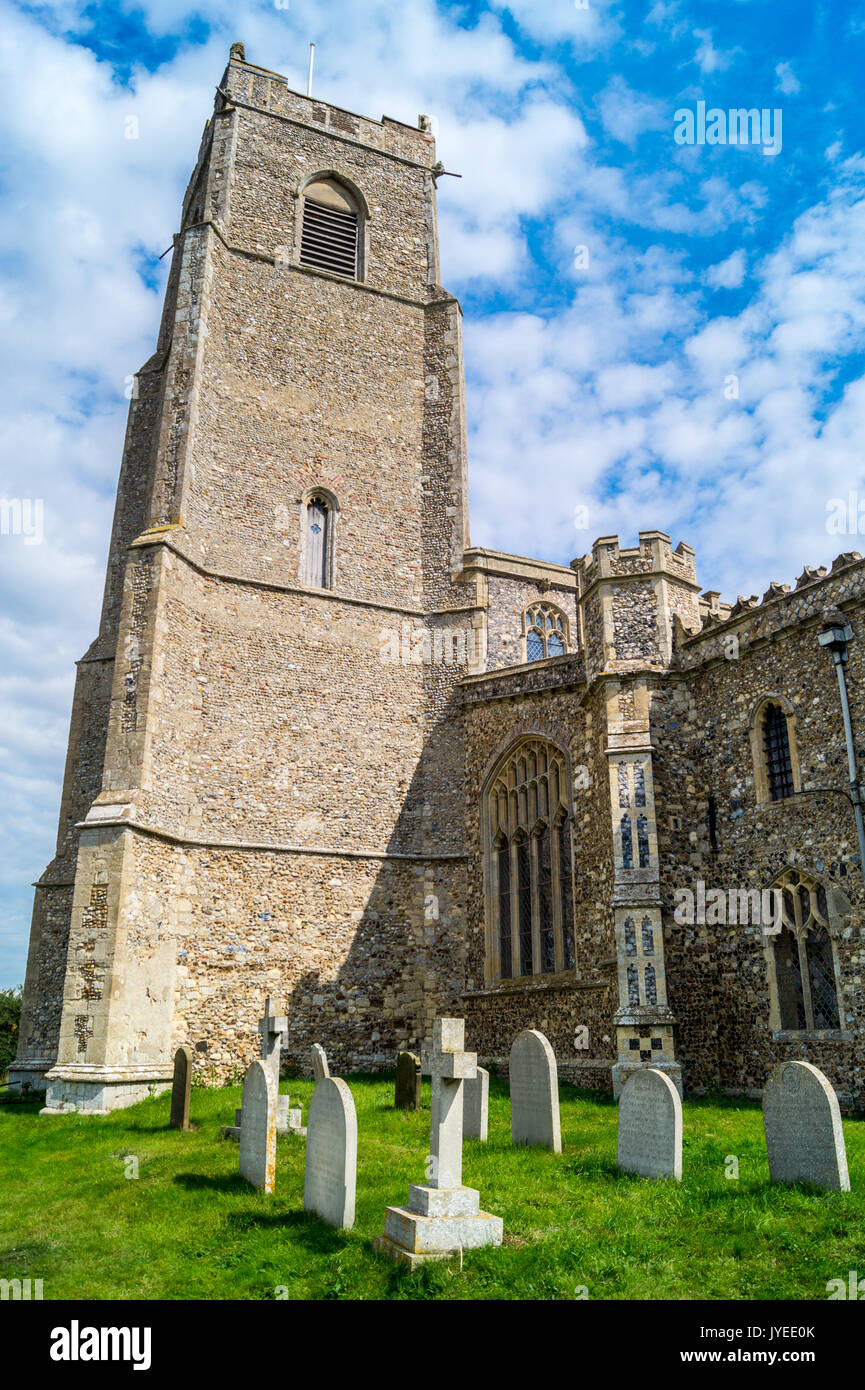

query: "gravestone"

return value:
[763, 1060, 850, 1192]
[374, 1018, 503, 1267]
[169, 1045, 193, 1131]
[463, 1066, 489, 1142]
[617, 1067, 682, 1180]
[311, 1043, 330, 1083]
[257, 997, 288, 1091]
[223, 1092, 303, 1142]
[238, 1060, 277, 1193]
[304, 1077, 357, 1228]
[509, 1030, 561, 1152]
[395, 1051, 422, 1110]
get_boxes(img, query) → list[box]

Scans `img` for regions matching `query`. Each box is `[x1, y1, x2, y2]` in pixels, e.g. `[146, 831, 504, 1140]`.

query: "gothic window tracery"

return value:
[524, 603, 568, 662]
[487, 739, 575, 980]
[769, 868, 840, 1032]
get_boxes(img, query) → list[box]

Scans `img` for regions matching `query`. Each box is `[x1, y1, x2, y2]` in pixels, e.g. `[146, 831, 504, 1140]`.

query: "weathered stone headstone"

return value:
[509, 1030, 561, 1152]
[310, 1043, 330, 1083]
[169, 1045, 193, 1131]
[463, 1065, 489, 1142]
[304, 1077, 357, 1228]
[617, 1067, 682, 1180]
[374, 1018, 503, 1266]
[239, 1060, 277, 1192]
[763, 1060, 850, 1192]
[395, 1051, 421, 1110]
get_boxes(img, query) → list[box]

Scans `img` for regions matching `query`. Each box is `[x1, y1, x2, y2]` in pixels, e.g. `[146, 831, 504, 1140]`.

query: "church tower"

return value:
[11, 45, 477, 1111]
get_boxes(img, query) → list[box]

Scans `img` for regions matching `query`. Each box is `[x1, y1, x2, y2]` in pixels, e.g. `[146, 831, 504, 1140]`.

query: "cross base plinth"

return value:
[374, 1185, 503, 1266]
[222, 1096, 306, 1142]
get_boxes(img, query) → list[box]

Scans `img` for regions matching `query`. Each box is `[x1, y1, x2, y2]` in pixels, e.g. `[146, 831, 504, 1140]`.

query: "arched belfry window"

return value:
[768, 868, 840, 1032]
[302, 492, 336, 589]
[486, 738, 575, 980]
[299, 176, 362, 280]
[524, 603, 568, 662]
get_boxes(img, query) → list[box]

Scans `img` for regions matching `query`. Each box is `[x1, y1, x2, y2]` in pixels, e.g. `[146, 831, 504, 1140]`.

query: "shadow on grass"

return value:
[227, 1208, 346, 1252]
[173, 1172, 249, 1194]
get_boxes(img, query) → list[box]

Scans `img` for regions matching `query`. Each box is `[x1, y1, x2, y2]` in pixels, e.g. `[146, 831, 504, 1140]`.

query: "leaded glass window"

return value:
[517, 838, 533, 976]
[487, 738, 575, 980]
[537, 825, 555, 973]
[559, 817, 575, 970]
[770, 868, 840, 1032]
[524, 603, 568, 662]
[497, 841, 512, 979]
[763, 703, 795, 801]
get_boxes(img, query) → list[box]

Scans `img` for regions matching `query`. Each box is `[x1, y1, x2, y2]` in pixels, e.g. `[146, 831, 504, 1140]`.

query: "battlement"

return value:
[219, 44, 437, 167]
[675, 550, 865, 665]
[572, 531, 698, 594]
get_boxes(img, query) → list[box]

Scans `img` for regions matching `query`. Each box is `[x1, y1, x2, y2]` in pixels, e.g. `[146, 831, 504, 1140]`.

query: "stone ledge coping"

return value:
[76, 813, 468, 862]
[130, 528, 484, 623]
[460, 547, 578, 585]
[464, 976, 608, 999]
[44, 1067, 174, 1083]
[771, 1030, 852, 1043]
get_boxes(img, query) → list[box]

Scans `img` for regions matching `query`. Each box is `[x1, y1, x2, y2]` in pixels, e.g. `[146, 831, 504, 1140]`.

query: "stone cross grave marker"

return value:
[239, 1060, 277, 1193]
[463, 1065, 489, 1142]
[763, 1060, 850, 1192]
[169, 1045, 193, 1131]
[509, 1030, 561, 1151]
[617, 1067, 682, 1180]
[374, 1018, 503, 1266]
[257, 997, 288, 1091]
[310, 1043, 330, 1083]
[304, 1077, 357, 1228]
[395, 1050, 421, 1110]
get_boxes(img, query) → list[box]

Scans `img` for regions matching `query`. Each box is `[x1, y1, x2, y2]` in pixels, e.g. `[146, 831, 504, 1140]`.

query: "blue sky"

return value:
[2, 0, 865, 986]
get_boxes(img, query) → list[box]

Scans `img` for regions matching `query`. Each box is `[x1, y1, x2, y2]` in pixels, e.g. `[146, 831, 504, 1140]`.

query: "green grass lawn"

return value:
[1, 1076, 863, 1301]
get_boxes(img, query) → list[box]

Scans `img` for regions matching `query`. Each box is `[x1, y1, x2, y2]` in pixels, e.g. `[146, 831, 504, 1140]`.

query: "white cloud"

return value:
[775, 61, 801, 95]
[706, 250, 747, 289]
[597, 76, 668, 148]
[692, 28, 740, 74]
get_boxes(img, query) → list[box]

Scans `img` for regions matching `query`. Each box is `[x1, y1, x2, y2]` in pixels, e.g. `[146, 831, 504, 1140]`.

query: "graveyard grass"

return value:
[2, 1076, 864, 1301]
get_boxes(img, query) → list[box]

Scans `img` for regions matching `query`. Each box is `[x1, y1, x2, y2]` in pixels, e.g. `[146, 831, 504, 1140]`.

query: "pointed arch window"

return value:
[769, 868, 840, 1032]
[763, 703, 795, 801]
[524, 603, 568, 662]
[486, 738, 575, 981]
[303, 493, 335, 589]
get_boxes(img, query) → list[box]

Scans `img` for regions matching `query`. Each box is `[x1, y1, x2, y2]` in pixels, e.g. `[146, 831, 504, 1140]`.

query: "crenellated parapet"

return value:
[674, 551, 865, 669]
[572, 531, 701, 680]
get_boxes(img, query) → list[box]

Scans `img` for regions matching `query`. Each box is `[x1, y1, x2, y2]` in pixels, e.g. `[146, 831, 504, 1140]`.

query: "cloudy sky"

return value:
[2, 0, 865, 985]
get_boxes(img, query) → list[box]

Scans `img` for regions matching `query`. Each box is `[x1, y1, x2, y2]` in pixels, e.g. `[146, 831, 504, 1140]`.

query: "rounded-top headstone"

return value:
[310, 1043, 330, 1083]
[763, 1060, 850, 1191]
[304, 1076, 357, 1229]
[169, 1045, 193, 1131]
[239, 1060, 277, 1193]
[395, 1051, 422, 1110]
[509, 1030, 561, 1152]
[617, 1067, 682, 1180]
